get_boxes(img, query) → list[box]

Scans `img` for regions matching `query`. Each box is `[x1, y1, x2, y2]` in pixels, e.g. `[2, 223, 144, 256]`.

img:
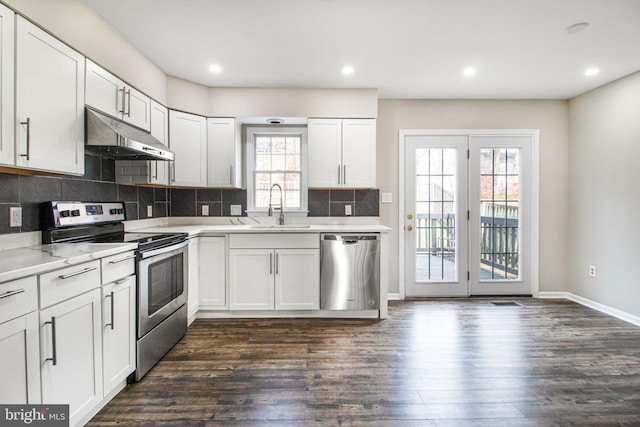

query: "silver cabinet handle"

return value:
[0, 289, 25, 300]
[105, 291, 115, 330]
[229, 164, 233, 186]
[171, 162, 176, 182]
[338, 164, 341, 185]
[269, 253, 273, 275]
[108, 254, 136, 264]
[58, 266, 97, 280]
[45, 317, 57, 366]
[20, 118, 30, 160]
[275, 252, 279, 275]
[126, 89, 132, 117]
[343, 165, 346, 185]
[118, 87, 126, 115]
[153, 161, 159, 180]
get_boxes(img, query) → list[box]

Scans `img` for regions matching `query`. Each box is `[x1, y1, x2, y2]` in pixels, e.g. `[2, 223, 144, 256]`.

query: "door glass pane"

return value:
[479, 148, 520, 280]
[415, 148, 457, 282]
[148, 254, 183, 315]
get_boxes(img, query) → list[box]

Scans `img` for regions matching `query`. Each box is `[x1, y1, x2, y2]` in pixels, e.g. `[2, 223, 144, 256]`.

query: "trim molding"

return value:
[387, 293, 402, 301]
[537, 291, 640, 327]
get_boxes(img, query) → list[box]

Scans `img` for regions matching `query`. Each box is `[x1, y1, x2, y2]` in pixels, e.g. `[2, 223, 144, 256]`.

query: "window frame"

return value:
[245, 126, 308, 216]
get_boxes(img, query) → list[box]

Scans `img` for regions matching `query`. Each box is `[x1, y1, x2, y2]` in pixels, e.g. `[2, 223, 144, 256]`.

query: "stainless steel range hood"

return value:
[85, 106, 174, 161]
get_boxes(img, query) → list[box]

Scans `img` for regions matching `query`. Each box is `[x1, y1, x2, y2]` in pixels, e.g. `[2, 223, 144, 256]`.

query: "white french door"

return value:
[402, 131, 536, 297]
[404, 135, 469, 297]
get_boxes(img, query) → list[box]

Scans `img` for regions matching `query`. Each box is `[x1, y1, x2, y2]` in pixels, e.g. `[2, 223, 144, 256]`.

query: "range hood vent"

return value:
[85, 107, 174, 161]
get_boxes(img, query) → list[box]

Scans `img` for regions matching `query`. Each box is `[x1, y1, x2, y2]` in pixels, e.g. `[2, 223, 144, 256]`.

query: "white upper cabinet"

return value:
[169, 110, 207, 187]
[15, 17, 85, 175]
[149, 100, 169, 185]
[207, 117, 243, 188]
[308, 118, 376, 188]
[85, 59, 151, 131]
[307, 118, 342, 188]
[341, 119, 377, 188]
[0, 4, 14, 166]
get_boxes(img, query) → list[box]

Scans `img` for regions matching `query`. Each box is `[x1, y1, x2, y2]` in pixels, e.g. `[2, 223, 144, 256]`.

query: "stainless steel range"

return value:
[42, 201, 188, 381]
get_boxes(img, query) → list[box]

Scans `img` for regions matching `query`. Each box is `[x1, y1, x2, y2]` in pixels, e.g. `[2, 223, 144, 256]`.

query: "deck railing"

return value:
[415, 201, 520, 278]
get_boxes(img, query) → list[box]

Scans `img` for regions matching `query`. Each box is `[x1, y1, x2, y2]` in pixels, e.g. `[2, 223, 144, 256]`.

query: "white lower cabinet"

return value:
[274, 249, 319, 310]
[199, 237, 227, 309]
[229, 234, 320, 311]
[187, 238, 200, 323]
[40, 288, 103, 426]
[101, 276, 135, 395]
[0, 286, 40, 404]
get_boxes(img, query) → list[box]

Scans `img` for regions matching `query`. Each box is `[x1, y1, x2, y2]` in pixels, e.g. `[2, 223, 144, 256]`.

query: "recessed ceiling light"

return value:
[565, 22, 590, 34]
[584, 67, 600, 77]
[462, 67, 477, 77]
[342, 66, 355, 76]
[208, 64, 222, 73]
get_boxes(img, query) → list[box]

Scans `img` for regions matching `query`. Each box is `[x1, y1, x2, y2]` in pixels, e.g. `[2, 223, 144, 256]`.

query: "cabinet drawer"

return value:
[39, 261, 100, 308]
[101, 251, 136, 285]
[0, 276, 38, 324]
[229, 233, 319, 249]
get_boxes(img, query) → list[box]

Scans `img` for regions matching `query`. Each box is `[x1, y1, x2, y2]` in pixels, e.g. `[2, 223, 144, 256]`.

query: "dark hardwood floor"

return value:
[89, 299, 640, 426]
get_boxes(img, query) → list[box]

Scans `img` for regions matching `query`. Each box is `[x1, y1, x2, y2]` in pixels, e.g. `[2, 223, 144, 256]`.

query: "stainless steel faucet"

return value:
[268, 183, 285, 225]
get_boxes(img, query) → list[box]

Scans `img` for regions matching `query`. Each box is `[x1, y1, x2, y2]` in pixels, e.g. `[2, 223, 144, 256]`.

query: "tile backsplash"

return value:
[0, 155, 379, 234]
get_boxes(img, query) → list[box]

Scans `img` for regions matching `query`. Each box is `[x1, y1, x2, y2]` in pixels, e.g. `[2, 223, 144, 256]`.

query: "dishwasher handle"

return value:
[322, 234, 380, 243]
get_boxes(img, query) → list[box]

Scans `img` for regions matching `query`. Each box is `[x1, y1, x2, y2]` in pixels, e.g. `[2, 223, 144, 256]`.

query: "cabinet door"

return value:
[0, 4, 14, 166]
[102, 277, 136, 396]
[207, 118, 241, 188]
[149, 100, 169, 185]
[275, 249, 320, 310]
[187, 238, 200, 323]
[307, 118, 342, 188]
[169, 110, 207, 187]
[229, 249, 273, 310]
[40, 289, 103, 426]
[85, 59, 122, 118]
[0, 312, 40, 404]
[15, 17, 85, 175]
[199, 237, 227, 309]
[341, 119, 377, 188]
[124, 85, 151, 131]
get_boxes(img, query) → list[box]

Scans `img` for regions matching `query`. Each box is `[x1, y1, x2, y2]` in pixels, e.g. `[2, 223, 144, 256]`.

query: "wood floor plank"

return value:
[88, 298, 640, 425]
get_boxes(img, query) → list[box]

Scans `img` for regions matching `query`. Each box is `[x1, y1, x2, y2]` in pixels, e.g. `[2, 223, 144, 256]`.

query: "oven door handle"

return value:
[139, 239, 189, 259]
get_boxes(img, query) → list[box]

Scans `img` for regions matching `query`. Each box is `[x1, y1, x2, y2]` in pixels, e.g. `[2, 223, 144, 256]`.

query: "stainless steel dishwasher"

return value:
[320, 233, 380, 310]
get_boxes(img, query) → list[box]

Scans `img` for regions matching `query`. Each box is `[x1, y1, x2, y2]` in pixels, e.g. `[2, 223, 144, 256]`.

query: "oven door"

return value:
[137, 240, 189, 338]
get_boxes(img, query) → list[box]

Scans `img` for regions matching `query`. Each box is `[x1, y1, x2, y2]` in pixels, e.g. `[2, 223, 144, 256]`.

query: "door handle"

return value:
[20, 118, 31, 160]
[45, 317, 57, 366]
[118, 87, 126, 115]
[58, 267, 97, 280]
[105, 291, 115, 330]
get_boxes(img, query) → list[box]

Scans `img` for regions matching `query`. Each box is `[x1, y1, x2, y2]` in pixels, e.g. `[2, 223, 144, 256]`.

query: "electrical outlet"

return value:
[147, 205, 153, 217]
[345, 205, 352, 216]
[589, 265, 596, 277]
[230, 205, 242, 216]
[202, 205, 210, 216]
[381, 192, 393, 203]
[9, 207, 22, 227]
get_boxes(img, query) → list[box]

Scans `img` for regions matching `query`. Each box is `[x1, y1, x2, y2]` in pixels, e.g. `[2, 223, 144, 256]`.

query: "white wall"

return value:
[568, 71, 640, 317]
[377, 100, 569, 295]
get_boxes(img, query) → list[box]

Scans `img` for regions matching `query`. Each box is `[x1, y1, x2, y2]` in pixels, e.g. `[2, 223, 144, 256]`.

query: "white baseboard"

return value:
[387, 293, 402, 301]
[538, 291, 640, 327]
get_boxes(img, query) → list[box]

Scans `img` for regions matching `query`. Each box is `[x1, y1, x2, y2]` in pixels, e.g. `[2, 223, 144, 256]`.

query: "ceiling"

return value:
[82, 0, 640, 99]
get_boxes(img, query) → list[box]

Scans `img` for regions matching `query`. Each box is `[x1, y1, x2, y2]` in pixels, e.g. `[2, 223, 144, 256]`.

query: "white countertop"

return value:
[0, 243, 137, 284]
[134, 223, 391, 237]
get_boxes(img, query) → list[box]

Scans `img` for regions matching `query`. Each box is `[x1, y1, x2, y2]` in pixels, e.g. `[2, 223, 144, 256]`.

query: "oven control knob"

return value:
[59, 210, 70, 217]
[70, 209, 81, 217]
[118, 208, 124, 214]
[110, 208, 117, 214]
